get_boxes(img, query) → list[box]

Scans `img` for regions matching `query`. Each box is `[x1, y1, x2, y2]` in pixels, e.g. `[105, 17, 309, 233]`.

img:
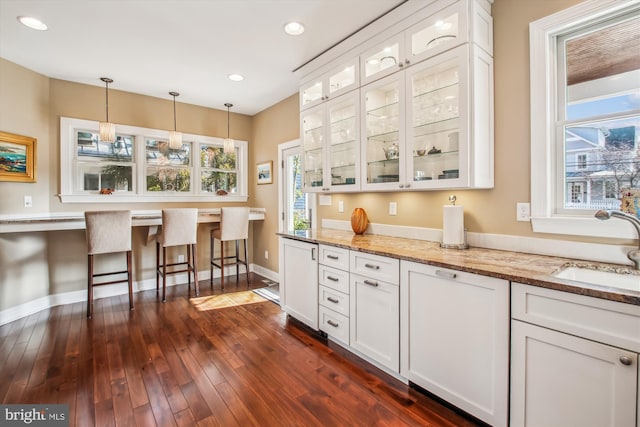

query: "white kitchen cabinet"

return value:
[362, 43, 493, 191]
[279, 237, 318, 330]
[350, 251, 400, 372]
[301, 91, 360, 192]
[300, 58, 359, 111]
[510, 283, 640, 427]
[511, 320, 638, 427]
[318, 245, 351, 345]
[400, 261, 509, 427]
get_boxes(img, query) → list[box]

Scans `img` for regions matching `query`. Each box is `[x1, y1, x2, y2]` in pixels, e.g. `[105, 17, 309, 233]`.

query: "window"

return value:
[60, 117, 248, 203]
[530, 0, 640, 238]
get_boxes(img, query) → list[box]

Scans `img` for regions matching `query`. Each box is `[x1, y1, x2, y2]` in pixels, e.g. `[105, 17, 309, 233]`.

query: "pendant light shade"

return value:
[223, 103, 235, 154]
[99, 77, 116, 143]
[168, 91, 182, 149]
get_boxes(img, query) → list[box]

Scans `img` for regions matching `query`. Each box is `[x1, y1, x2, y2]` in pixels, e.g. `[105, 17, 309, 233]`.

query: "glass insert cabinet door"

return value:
[363, 73, 405, 189]
[407, 45, 468, 188]
[301, 107, 325, 190]
[327, 92, 359, 190]
[361, 35, 403, 85]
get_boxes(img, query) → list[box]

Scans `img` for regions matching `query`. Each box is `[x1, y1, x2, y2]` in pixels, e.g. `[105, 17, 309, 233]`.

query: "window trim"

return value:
[60, 117, 248, 203]
[529, 0, 638, 239]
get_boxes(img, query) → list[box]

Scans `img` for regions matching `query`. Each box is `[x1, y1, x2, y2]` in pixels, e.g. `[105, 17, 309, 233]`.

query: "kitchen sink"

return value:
[552, 263, 640, 292]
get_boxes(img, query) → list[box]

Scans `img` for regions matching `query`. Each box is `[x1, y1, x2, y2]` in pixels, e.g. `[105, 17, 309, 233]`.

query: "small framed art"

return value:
[0, 131, 37, 183]
[257, 160, 273, 185]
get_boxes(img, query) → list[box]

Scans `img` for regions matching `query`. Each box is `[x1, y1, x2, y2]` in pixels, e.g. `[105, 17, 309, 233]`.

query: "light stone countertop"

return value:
[278, 228, 640, 306]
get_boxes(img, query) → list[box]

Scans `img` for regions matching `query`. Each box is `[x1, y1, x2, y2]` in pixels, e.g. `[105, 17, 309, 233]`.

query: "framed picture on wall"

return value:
[257, 160, 273, 185]
[0, 131, 37, 183]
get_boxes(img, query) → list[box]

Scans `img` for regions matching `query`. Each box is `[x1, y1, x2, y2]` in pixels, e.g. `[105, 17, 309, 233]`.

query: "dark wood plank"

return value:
[1, 273, 483, 427]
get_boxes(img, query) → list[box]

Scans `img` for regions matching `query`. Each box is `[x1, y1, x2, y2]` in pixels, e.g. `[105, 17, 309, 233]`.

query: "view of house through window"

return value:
[560, 11, 640, 211]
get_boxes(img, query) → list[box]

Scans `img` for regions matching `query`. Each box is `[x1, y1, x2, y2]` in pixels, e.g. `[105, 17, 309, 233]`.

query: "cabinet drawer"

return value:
[512, 282, 640, 352]
[350, 251, 399, 285]
[319, 306, 349, 345]
[319, 265, 350, 293]
[319, 285, 349, 317]
[320, 245, 350, 270]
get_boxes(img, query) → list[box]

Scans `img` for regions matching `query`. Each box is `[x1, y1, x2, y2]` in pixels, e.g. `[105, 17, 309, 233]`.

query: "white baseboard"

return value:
[0, 263, 277, 326]
[321, 219, 632, 266]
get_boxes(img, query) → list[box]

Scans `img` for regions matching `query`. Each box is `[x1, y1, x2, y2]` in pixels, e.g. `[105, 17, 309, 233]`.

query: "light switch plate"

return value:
[389, 202, 397, 216]
[338, 201, 344, 213]
[516, 202, 530, 221]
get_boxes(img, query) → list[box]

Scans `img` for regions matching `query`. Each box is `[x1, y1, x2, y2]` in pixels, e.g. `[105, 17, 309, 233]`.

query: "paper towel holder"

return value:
[440, 195, 469, 249]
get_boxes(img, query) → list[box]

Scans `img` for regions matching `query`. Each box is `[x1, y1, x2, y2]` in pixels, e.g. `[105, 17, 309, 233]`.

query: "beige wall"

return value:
[1, 0, 608, 312]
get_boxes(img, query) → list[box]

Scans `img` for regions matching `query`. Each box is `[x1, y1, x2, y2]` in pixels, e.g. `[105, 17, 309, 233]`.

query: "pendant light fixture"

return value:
[168, 91, 182, 149]
[223, 103, 234, 154]
[99, 77, 115, 143]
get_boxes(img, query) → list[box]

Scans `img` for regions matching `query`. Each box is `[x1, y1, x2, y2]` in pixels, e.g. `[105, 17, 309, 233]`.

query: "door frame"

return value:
[278, 139, 316, 233]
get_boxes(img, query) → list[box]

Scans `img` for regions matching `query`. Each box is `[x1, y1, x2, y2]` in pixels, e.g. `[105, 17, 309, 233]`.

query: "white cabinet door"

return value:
[279, 237, 318, 329]
[350, 272, 399, 372]
[400, 261, 509, 427]
[511, 319, 638, 427]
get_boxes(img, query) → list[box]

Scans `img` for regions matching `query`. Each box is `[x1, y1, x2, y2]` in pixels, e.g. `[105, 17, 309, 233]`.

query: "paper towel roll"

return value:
[443, 205, 464, 246]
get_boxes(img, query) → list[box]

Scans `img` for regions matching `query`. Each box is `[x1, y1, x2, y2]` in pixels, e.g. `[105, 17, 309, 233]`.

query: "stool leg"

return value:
[87, 254, 94, 318]
[127, 250, 134, 311]
[244, 238, 250, 284]
[220, 240, 225, 290]
[187, 245, 192, 296]
[235, 240, 240, 282]
[210, 232, 214, 288]
[162, 247, 167, 303]
[156, 241, 160, 292]
[192, 243, 200, 297]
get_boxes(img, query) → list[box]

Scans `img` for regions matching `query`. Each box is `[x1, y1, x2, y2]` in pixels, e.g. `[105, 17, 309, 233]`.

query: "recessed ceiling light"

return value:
[228, 74, 244, 82]
[284, 21, 304, 36]
[17, 16, 48, 31]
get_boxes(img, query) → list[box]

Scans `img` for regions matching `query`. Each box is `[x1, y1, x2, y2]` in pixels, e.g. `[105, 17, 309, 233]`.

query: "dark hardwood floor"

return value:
[0, 273, 481, 427]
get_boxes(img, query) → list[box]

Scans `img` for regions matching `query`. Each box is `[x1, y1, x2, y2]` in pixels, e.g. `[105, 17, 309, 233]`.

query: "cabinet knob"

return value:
[405, 59, 410, 65]
[398, 62, 404, 68]
[405, 183, 411, 188]
[620, 356, 633, 366]
[399, 184, 404, 188]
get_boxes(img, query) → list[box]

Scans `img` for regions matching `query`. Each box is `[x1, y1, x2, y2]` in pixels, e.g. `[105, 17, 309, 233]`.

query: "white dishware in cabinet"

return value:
[301, 91, 360, 192]
[300, 58, 359, 111]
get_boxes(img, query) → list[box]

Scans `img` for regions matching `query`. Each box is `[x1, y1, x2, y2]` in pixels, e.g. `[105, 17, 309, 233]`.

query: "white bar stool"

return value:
[156, 208, 200, 302]
[210, 207, 250, 289]
[84, 210, 133, 318]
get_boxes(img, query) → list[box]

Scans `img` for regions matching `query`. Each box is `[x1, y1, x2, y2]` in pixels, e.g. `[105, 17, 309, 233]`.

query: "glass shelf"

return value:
[366, 101, 399, 118]
[367, 131, 399, 143]
[413, 81, 458, 101]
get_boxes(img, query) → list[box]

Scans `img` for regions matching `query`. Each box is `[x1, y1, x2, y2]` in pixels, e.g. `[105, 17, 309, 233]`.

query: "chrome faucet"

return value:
[595, 209, 640, 269]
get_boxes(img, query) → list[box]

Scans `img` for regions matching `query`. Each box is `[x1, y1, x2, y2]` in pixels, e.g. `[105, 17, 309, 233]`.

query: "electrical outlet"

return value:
[389, 202, 397, 216]
[24, 195, 32, 208]
[516, 202, 531, 221]
[265, 250, 269, 260]
[177, 254, 185, 263]
[338, 201, 344, 213]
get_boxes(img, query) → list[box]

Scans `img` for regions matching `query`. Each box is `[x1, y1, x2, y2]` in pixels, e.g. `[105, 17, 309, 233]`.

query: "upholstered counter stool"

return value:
[84, 210, 133, 318]
[156, 208, 200, 302]
[210, 207, 250, 289]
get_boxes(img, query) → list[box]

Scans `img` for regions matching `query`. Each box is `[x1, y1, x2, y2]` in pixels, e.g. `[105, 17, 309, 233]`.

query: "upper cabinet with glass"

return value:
[297, 0, 494, 192]
[300, 59, 359, 110]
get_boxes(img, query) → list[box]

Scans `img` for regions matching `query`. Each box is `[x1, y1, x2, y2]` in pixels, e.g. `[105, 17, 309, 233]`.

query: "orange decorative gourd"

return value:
[350, 208, 368, 235]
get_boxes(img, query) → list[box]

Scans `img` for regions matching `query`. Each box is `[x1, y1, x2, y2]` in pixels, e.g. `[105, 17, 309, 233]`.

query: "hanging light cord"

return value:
[170, 91, 180, 131]
[100, 77, 113, 122]
[225, 103, 233, 138]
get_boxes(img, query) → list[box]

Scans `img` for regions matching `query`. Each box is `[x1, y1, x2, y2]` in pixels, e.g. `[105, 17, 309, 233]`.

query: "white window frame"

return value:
[529, 0, 639, 239]
[60, 117, 248, 203]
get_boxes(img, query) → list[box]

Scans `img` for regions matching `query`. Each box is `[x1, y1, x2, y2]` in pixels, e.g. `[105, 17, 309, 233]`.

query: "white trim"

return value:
[529, 0, 640, 236]
[277, 139, 301, 233]
[321, 218, 634, 266]
[0, 262, 278, 326]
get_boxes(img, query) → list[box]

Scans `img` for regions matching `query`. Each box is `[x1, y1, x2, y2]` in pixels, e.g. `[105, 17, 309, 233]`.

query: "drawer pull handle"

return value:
[327, 276, 339, 282]
[327, 297, 339, 303]
[364, 263, 380, 270]
[435, 269, 457, 279]
[620, 356, 633, 366]
[327, 254, 339, 260]
[327, 320, 339, 328]
[363, 279, 379, 287]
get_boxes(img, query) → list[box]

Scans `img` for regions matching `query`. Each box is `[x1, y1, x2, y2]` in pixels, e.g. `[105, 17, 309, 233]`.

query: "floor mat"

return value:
[252, 282, 280, 305]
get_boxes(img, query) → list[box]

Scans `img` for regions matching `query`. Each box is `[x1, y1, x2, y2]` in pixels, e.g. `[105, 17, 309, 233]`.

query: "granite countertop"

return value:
[278, 229, 640, 306]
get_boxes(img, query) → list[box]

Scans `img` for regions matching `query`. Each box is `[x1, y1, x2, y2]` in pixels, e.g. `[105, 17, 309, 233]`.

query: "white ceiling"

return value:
[0, 0, 405, 116]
